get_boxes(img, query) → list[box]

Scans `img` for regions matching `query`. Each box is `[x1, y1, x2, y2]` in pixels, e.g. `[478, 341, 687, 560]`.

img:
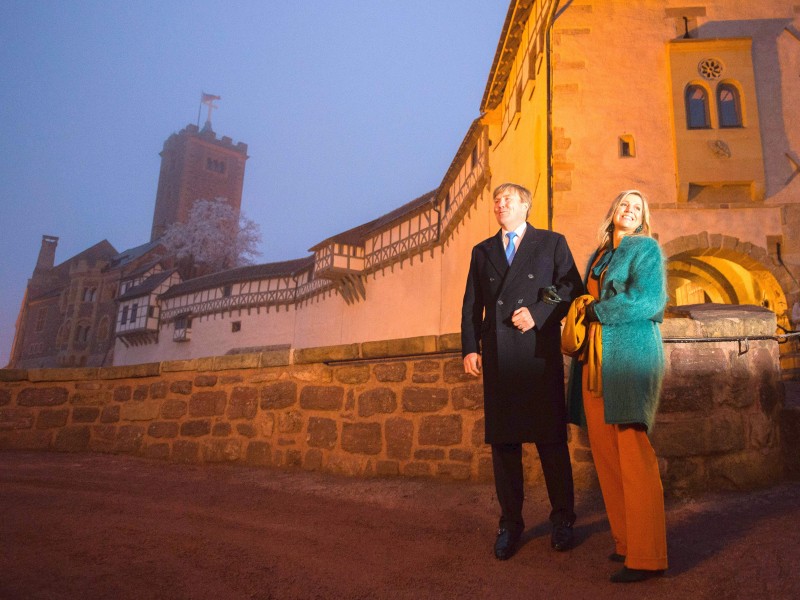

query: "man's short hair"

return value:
[493, 182, 532, 214]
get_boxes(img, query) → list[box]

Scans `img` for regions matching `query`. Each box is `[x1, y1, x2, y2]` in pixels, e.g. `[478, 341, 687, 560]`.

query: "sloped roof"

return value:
[481, 0, 536, 112]
[309, 190, 437, 251]
[160, 256, 315, 299]
[51, 240, 118, 277]
[118, 269, 179, 301]
[107, 240, 165, 270]
[28, 240, 119, 301]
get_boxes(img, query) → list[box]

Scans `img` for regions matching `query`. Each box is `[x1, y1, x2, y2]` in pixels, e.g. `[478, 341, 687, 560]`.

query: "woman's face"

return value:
[612, 193, 644, 234]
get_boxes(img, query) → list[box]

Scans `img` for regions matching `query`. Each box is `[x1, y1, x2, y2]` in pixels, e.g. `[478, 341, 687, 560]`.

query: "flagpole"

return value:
[196, 93, 202, 128]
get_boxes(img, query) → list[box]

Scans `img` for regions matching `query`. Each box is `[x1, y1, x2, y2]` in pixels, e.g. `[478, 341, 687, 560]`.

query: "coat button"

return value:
[489, 277, 495, 282]
[528, 274, 534, 279]
[498, 300, 504, 306]
[518, 299, 523, 304]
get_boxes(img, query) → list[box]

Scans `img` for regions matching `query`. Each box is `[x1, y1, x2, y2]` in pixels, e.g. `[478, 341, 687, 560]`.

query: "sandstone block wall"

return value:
[0, 309, 788, 495]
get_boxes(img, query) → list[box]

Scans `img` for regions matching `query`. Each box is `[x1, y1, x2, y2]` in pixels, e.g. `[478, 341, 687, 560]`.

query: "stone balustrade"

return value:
[0, 306, 789, 495]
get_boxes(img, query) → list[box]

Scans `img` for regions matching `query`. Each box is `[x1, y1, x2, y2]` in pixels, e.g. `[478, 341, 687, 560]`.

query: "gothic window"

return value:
[35, 307, 47, 332]
[82, 287, 97, 302]
[717, 83, 742, 128]
[206, 158, 227, 174]
[75, 325, 90, 343]
[97, 316, 110, 341]
[685, 85, 710, 129]
[57, 323, 69, 346]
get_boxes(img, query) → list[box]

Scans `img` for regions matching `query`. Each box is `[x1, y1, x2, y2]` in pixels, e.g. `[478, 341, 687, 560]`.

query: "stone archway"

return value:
[661, 232, 796, 328]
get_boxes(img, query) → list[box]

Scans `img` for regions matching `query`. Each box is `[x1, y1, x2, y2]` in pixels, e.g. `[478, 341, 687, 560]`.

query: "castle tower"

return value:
[150, 123, 249, 241]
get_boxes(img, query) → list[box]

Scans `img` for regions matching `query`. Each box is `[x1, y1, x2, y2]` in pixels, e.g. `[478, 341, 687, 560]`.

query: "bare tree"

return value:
[161, 198, 262, 277]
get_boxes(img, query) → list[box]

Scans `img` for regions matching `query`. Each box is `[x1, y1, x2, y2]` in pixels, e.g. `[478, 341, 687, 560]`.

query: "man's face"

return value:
[493, 189, 528, 230]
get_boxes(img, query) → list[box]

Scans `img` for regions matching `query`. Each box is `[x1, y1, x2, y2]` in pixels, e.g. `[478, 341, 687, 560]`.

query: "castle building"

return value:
[11, 1, 800, 378]
[9, 237, 168, 368]
[111, 1, 800, 376]
[9, 119, 246, 369]
[150, 123, 249, 241]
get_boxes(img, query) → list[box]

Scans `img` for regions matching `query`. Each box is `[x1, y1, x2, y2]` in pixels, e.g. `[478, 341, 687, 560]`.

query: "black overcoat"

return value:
[461, 224, 583, 444]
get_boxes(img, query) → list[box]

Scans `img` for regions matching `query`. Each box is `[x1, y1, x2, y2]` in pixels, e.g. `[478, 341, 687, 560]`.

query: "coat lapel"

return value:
[486, 230, 509, 278]
[500, 223, 538, 292]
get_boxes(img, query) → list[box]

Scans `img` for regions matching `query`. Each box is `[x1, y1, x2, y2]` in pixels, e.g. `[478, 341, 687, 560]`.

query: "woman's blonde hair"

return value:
[597, 190, 652, 250]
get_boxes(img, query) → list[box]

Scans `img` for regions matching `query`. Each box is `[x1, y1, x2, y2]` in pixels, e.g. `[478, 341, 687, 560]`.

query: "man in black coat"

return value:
[462, 182, 583, 560]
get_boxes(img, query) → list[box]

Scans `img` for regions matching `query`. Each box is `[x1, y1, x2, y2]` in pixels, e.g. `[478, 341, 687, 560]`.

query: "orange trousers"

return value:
[582, 369, 668, 570]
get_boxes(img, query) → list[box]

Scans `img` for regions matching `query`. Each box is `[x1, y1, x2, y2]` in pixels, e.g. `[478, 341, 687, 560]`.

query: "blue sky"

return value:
[0, 1, 505, 366]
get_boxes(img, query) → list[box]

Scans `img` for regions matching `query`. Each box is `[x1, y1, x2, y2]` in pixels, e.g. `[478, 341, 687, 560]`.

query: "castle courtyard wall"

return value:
[1, 309, 787, 496]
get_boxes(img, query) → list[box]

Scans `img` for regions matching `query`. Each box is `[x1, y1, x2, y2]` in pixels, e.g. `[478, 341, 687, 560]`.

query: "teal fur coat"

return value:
[567, 235, 667, 432]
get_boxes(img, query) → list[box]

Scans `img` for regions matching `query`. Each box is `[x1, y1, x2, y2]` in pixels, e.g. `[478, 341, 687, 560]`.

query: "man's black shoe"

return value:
[493, 528, 521, 560]
[610, 567, 664, 583]
[550, 521, 573, 551]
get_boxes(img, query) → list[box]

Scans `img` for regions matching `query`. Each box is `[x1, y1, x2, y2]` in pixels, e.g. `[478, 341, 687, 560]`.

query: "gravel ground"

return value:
[1, 451, 799, 600]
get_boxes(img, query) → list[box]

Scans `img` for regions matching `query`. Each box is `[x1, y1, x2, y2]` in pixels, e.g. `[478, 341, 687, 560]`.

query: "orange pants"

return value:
[583, 369, 668, 570]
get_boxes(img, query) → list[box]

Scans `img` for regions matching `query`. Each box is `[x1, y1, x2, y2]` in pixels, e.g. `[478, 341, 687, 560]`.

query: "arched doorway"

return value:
[662, 232, 799, 376]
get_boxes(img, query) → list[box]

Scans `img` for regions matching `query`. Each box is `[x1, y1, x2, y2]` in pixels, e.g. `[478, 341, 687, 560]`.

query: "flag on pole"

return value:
[201, 92, 221, 103]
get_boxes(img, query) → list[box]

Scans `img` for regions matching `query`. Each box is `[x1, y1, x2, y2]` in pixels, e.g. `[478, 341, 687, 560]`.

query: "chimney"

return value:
[34, 235, 59, 273]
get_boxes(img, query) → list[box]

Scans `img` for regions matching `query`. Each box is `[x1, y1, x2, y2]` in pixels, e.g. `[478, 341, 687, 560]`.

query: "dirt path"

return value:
[1, 451, 799, 600]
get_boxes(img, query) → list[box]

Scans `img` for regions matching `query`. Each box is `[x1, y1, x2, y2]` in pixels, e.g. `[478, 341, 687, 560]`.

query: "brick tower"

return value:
[150, 122, 249, 241]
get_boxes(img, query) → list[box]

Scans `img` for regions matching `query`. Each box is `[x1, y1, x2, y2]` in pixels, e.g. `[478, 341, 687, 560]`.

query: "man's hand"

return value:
[512, 307, 535, 332]
[463, 352, 482, 376]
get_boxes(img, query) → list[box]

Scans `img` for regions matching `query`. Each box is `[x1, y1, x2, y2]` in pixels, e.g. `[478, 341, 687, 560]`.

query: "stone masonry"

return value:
[0, 308, 790, 496]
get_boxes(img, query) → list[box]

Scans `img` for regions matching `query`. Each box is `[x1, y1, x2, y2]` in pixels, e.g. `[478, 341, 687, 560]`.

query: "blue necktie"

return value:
[505, 232, 517, 265]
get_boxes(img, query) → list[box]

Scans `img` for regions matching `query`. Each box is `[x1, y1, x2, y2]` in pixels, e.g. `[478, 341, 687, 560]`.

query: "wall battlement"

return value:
[0, 309, 788, 496]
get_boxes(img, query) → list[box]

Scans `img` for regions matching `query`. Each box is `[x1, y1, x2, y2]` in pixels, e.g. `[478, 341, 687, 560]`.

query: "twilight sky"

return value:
[0, 1, 506, 366]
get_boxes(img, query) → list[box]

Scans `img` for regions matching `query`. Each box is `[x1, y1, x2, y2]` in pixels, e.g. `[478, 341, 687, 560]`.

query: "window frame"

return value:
[685, 84, 711, 129]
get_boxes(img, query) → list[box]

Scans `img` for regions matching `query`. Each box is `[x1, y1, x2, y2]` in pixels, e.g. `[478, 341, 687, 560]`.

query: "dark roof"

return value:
[437, 119, 483, 192]
[51, 240, 118, 277]
[309, 191, 437, 251]
[28, 240, 119, 301]
[107, 240, 165, 270]
[118, 269, 178, 301]
[160, 256, 315, 299]
[481, 1, 534, 112]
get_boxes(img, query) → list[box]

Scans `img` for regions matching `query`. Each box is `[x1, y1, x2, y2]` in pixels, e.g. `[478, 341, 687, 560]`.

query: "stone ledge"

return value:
[28, 368, 99, 382]
[98, 363, 162, 380]
[361, 336, 438, 359]
[0, 369, 28, 382]
[437, 333, 461, 353]
[212, 353, 261, 371]
[295, 344, 360, 364]
[161, 358, 215, 373]
[259, 349, 291, 367]
[662, 305, 777, 339]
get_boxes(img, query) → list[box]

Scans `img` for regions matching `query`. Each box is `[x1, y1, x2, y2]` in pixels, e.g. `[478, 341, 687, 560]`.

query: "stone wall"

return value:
[654, 305, 786, 493]
[0, 308, 788, 495]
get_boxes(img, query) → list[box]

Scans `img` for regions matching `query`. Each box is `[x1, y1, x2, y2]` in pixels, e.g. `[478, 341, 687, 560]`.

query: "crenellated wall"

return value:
[0, 308, 788, 495]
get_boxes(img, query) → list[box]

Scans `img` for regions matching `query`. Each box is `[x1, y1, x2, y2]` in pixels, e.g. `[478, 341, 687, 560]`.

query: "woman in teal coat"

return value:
[566, 190, 668, 583]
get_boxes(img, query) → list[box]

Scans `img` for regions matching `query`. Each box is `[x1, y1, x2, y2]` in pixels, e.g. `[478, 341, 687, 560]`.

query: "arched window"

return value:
[685, 85, 710, 129]
[97, 316, 110, 341]
[717, 83, 742, 128]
